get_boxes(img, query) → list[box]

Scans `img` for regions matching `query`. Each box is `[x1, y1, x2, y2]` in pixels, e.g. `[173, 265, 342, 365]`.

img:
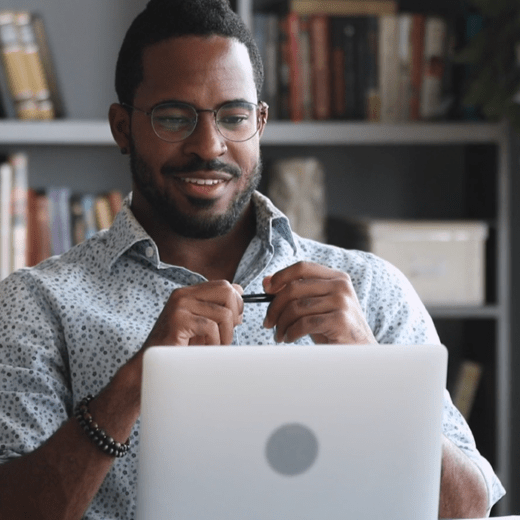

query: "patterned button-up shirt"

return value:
[0, 192, 505, 518]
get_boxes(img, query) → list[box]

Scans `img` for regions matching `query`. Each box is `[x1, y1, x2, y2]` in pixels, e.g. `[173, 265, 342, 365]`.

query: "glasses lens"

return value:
[151, 103, 197, 142]
[216, 102, 258, 142]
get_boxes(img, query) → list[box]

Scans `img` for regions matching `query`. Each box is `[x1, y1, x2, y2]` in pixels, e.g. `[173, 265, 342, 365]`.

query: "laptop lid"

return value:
[136, 344, 447, 520]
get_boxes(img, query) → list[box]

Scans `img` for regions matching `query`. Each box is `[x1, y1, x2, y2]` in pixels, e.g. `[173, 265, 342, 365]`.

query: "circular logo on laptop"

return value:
[265, 423, 319, 476]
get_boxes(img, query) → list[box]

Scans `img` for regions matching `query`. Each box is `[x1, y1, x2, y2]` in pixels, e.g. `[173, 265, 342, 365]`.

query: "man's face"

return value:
[128, 35, 265, 239]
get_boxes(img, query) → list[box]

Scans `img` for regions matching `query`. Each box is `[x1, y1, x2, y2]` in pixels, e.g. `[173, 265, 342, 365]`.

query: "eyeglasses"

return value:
[122, 100, 268, 143]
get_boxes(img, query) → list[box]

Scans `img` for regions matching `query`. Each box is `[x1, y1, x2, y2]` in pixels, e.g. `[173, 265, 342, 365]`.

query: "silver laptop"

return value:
[136, 344, 447, 520]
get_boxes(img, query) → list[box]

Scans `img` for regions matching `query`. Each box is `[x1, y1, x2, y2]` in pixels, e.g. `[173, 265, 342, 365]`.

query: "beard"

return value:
[130, 146, 262, 240]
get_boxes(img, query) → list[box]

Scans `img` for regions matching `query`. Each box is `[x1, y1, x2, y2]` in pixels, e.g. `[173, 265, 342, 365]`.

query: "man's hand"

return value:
[262, 261, 377, 345]
[143, 281, 244, 347]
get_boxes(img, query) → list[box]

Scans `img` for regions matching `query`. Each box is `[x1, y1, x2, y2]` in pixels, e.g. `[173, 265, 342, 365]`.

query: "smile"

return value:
[180, 178, 226, 186]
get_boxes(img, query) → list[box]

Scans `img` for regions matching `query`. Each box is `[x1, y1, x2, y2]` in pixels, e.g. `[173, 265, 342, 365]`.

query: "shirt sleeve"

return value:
[0, 270, 72, 462]
[354, 252, 506, 512]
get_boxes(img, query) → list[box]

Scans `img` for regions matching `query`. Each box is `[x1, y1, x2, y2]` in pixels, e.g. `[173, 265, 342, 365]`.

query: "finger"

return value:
[263, 261, 338, 293]
[173, 281, 243, 328]
[264, 276, 348, 329]
[148, 299, 235, 346]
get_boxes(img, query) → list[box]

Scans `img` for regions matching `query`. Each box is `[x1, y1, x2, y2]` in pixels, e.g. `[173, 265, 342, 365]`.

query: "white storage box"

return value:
[347, 220, 489, 306]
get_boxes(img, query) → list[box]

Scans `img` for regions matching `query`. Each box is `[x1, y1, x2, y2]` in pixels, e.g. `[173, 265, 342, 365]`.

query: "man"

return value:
[0, 0, 505, 518]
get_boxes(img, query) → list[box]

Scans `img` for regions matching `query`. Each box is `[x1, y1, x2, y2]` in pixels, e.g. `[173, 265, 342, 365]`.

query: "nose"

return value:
[181, 110, 227, 160]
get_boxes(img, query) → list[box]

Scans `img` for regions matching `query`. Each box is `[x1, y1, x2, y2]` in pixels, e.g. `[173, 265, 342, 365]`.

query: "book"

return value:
[309, 14, 331, 120]
[26, 188, 51, 266]
[277, 15, 291, 120]
[285, 12, 304, 122]
[365, 16, 380, 121]
[94, 194, 113, 230]
[299, 16, 313, 120]
[420, 16, 448, 120]
[409, 13, 426, 121]
[453, 360, 483, 419]
[378, 14, 400, 122]
[343, 18, 359, 119]
[9, 152, 28, 272]
[354, 17, 370, 120]
[0, 11, 33, 115]
[14, 12, 54, 120]
[331, 18, 347, 118]
[47, 186, 72, 256]
[70, 193, 86, 246]
[290, 0, 397, 17]
[107, 190, 123, 219]
[30, 12, 65, 118]
[0, 157, 12, 279]
[395, 13, 413, 121]
[81, 193, 97, 240]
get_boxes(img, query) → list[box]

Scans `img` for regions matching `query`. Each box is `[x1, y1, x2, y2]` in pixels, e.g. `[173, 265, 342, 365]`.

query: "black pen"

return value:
[242, 293, 275, 303]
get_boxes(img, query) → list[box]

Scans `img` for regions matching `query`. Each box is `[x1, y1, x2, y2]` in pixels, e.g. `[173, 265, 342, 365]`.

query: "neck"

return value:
[133, 197, 256, 282]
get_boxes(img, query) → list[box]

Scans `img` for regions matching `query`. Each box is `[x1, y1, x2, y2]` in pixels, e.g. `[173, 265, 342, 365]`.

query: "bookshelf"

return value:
[0, 0, 517, 516]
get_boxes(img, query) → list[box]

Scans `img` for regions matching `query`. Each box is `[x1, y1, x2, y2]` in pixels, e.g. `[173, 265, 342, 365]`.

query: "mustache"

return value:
[161, 158, 241, 178]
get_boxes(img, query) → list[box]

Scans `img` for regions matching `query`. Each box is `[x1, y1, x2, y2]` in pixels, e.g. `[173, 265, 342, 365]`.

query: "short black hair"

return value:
[115, 0, 264, 105]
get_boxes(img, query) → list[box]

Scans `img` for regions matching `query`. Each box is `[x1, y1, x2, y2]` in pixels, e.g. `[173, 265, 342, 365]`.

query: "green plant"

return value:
[455, 0, 520, 130]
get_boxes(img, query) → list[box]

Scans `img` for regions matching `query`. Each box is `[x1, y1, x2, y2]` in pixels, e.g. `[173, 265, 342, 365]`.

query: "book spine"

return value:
[70, 194, 85, 246]
[299, 17, 313, 120]
[395, 13, 413, 121]
[278, 16, 291, 120]
[30, 13, 64, 118]
[27, 189, 51, 266]
[290, 0, 398, 17]
[286, 12, 304, 122]
[14, 12, 54, 120]
[107, 190, 123, 219]
[47, 187, 72, 256]
[420, 16, 447, 120]
[342, 18, 358, 119]
[409, 13, 426, 121]
[365, 16, 380, 121]
[331, 17, 347, 119]
[94, 194, 113, 230]
[81, 194, 97, 240]
[354, 17, 369, 120]
[309, 14, 331, 120]
[9, 152, 28, 272]
[0, 11, 34, 113]
[378, 14, 400, 122]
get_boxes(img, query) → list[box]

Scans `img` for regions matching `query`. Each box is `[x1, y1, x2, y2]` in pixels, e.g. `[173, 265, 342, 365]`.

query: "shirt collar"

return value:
[101, 191, 298, 272]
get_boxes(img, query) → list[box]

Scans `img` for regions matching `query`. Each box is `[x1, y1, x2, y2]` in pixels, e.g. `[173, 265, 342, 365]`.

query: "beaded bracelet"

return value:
[75, 395, 131, 458]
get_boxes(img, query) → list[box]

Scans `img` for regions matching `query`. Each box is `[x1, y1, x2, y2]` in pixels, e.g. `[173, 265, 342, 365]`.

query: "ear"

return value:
[258, 102, 269, 139]
[109, 103, 131, 153]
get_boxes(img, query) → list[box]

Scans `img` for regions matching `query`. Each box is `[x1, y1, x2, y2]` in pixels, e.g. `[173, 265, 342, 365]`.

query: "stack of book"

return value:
[0, 152, 123, 280]
[254, 0, 452, 122]
[0, 10, 64, 120]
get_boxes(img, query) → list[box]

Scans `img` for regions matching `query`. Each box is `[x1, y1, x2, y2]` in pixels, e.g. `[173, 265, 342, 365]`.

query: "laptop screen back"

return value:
[137, 344, 447, 520]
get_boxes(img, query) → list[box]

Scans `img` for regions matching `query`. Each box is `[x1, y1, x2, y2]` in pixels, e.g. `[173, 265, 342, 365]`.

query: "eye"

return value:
[153, 104, 196, 132]
[156, 115, 193, 131]
[217, 106, 254, 129]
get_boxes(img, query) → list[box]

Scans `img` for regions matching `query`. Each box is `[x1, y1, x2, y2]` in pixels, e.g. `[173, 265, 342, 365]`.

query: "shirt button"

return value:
[145, 246, 154, 258]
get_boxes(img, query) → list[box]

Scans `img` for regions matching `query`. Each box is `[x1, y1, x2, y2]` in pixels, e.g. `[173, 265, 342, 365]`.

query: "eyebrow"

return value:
[152, 98, 257, 110]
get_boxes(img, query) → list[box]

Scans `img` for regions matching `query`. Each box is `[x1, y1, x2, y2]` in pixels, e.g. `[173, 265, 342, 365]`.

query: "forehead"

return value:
[135, 35, 257, 107]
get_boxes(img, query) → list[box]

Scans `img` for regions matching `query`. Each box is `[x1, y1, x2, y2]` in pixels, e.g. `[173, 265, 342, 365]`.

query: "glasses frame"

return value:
[121, 100, 269, 143]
